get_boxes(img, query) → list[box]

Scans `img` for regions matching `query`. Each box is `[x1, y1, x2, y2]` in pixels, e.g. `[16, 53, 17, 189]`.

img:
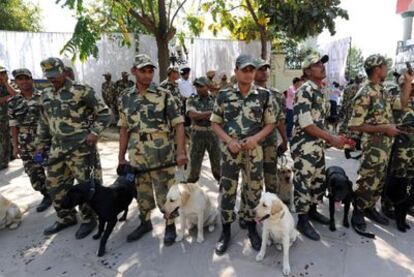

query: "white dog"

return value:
[164, 183, 218, 243]
[0, 193, 23, 230]
[255, 192, 298, 276]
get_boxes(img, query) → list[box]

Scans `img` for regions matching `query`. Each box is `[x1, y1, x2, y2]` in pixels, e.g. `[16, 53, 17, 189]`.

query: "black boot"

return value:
[215, 223, 231, 255]
[36, 190, 52, 213]
[44, 219, 77, 236]
[407, 207, 414, 217]
[164, 223, 177, 246]
[239, 218, 247, 229]
[126, 220, 153, 242]
[381, 204, 395, 220]
[308, 204, 330, 225]
[351, 205, 366, 231]
[246, 221, 261, 251]
[75, 219, 97, 239]
[364, 208, 389, 226]
[297, 214, 320, 241]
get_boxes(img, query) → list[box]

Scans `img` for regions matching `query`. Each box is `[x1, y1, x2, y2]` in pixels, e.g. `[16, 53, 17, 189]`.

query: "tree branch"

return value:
[245, 0, 262, 29]
[128, 7, 157, 34]
[169, 0, 188, 29]
[147, 0, 157, 24]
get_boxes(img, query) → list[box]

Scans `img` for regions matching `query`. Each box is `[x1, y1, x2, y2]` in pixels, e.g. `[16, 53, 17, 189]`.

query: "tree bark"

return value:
[260, 31, 268, 60]
[156, 35, 170, 81]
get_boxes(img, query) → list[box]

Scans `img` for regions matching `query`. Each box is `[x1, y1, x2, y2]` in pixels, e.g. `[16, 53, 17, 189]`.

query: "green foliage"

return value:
[0, 0, 42, 31]
[345, 47, 364, 81]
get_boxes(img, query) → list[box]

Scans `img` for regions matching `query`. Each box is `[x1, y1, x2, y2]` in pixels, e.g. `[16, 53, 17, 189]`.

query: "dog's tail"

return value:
[352, 222, 375, 239]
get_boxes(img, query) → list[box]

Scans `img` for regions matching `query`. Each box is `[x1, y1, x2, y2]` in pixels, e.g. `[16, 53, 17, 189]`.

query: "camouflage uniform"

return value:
[349, 81, 395, 210]
[291, 79, 330, 214]
[0, 84, 10, 169]
[101, 80, 116, 110]
[186, 79, 220, 183]
[8, 86, 46, 192]
[118, 62, 183, 224]
[210, 84, 275, 223]
[36, 58, 111, 224]
[339, 82, 362, 137]
[160, 78, 183, 114]
[114, 77, 134, 121]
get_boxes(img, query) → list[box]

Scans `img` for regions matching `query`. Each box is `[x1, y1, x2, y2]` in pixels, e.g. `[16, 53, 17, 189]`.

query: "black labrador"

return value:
[326, 166, 353, 231]
[62, 167, 137, 257]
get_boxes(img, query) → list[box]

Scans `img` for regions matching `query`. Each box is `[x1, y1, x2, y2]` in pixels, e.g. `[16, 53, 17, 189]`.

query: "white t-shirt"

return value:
[178, 79, 195, 98]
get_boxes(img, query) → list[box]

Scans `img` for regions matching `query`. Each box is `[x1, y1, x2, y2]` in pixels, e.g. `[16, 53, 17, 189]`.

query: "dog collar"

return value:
[259, 214, 270, 222]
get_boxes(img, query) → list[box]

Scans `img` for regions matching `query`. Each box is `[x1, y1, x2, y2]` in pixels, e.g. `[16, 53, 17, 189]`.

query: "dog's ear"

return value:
[271, 200, 283, 215]
[181, 189, 191, 205]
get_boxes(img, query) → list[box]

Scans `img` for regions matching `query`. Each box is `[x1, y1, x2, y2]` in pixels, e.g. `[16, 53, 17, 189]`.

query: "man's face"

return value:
[195, 84, 209, 96]
[306, 61, 326, 81]
[15, 75, 33, 92]
[104, 75, 111, 82]
[235, 65, 255, 86]
[133, 66, 154, 86]
[169, 71, 180, 82]
[378, 64, 388, 81]
[122, 74, 128, 81]
[47, 74, 66, 90]
[64, 70, 75, 81]
[181, 72, 190, 80]
[255, 66, 269, 83]
[0, 72, 8, 84]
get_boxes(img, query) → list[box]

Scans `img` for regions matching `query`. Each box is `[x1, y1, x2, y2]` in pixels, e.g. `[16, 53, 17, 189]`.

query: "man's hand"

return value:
[328, 135, 346, 149]
[118, 156, 128, 165]
[86, 133, 98, 145]
[176, 153, 188, 166]
[380, 124, 401, 137]
[277, 140, 288, 155]
[227, 139, 242, 154]
[241, 136, 259, 151]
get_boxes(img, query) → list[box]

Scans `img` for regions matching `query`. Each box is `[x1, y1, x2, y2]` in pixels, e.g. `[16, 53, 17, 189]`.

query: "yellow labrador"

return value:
[255, 192, 298, 276]
[276, 163, 295, 212]
[0, 193, 22, 230]
[164, 183, 218, 243]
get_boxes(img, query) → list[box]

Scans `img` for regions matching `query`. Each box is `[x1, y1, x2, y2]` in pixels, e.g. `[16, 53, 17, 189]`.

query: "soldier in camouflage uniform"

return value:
[291, 52, 346, 241]
[160, 66, 184, 112]
[211, 54, 276, 255]
[101, 73, 116, 124]
[0, 66, 17, 170]
[114, 72, 134, 122]
[349, 54, 405, 232]
[36, 57, 111, 238]
[8, 68, 51, 212]
[238, 58, 288, 229]
[118, 54, 187, 246]
[186, 76, 220, 183]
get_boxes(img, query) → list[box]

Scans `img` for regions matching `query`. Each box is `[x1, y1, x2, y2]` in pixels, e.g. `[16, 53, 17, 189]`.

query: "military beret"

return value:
[364, 54, 387, 71]
[12, 68, 32, 78]
[133, 54, 156, 69]
[193, 76, 210, 87]
[40, 57, 65, 78]
[302, 51, 329, 69]
[253, 58, 271, 69]
[236, 54, 256, 69]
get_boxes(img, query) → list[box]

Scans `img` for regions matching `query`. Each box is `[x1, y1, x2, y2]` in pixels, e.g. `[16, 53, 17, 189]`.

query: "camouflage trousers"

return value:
[0, 122, 10, 168]
[46, 144, 102, 224]
[131, 133, 177, 224]
[238, 139, 278, 217]
[292, 145, 326, 214]
[19, 129, 47, 192]
[389, 134, 414, 178]
[187, 130, 221, 183]
[220, 145, 263, 223]
[355, 135, 393, 210]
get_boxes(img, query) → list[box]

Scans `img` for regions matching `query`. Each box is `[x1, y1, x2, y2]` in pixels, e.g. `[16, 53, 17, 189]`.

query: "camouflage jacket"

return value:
[35, 80, 112, 152]
[260, 86, 285, 146]
[210, 84, 275, 140]
[186, 94, 215, 127]
[101, 81, 116, 108]
[115, 79, 134, 96]
[0, 85, 9, 118]
[291, 80, 330, 155]
[8, 89, 42, 128]
[159, 78, 184, 113]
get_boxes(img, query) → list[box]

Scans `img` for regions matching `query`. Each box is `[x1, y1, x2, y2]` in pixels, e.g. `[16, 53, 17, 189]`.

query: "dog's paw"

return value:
[8, 223, 20, 229]
[282, 264, 291, 276]
[266, 238, 272, 246]
[276, 243, 282, 251]
[175, 234, 184, 242]
[196, 236, 204, 243]
[92, 233, 102, 240]
[208, 225, 215, 232]
[329, 225, 336, 232]
[256, 252, 265, 262]
[97, 248, 106, 257]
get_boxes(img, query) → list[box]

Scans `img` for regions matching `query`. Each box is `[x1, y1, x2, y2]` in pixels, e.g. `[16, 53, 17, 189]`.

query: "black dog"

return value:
[326, 166, 353, 231]
[384, 176, 414, 232]
[62, 172, 137, 257]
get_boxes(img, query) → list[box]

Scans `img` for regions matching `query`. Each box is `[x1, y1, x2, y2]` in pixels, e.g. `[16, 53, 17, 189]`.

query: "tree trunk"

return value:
[156, 35, 169, 81]
[260, 31, 268, 60]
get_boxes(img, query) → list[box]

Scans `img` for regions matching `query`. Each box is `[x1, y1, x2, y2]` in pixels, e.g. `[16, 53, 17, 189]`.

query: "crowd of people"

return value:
[0, 49, 413, 259]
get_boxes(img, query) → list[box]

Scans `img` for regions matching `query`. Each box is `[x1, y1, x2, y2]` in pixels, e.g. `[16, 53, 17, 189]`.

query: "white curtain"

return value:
[319, 37, 351, 85]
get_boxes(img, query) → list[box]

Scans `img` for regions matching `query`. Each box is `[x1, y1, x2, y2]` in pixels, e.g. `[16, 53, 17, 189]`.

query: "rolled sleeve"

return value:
[210, 95, 224, 124]
[166, 92, 184, 127]
[263, 94, 276, 124]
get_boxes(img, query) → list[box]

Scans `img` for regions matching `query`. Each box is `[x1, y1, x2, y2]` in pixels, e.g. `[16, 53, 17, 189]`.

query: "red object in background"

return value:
[397, 0, 414, 14]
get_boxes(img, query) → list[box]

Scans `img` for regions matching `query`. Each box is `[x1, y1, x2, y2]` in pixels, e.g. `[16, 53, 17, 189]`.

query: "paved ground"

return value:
[1, 139, 414, 277]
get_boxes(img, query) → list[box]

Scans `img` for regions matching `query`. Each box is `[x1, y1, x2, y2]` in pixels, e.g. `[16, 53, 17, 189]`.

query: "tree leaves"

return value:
[0, 0, 42, 31]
